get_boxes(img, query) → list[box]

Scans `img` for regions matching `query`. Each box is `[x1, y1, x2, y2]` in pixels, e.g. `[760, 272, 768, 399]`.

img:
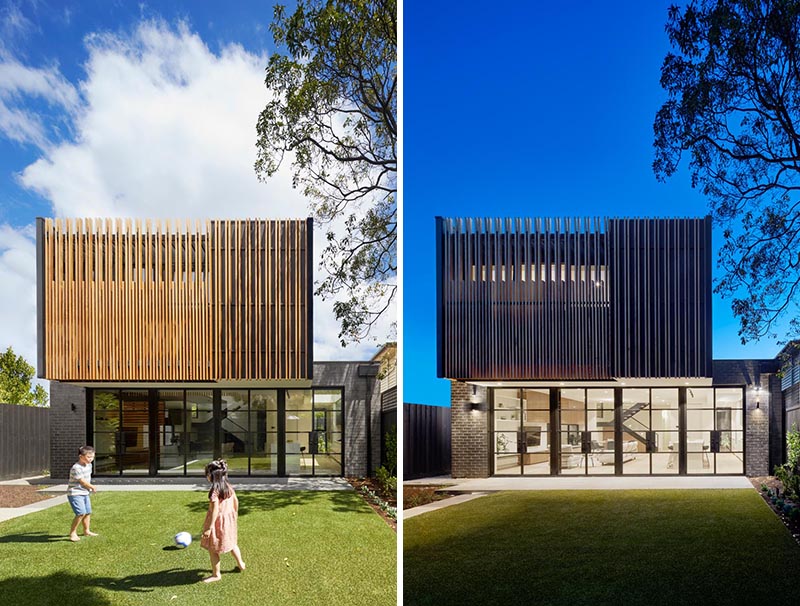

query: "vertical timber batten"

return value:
[436, 216, 712, 381]
[38, 218, 312, 382]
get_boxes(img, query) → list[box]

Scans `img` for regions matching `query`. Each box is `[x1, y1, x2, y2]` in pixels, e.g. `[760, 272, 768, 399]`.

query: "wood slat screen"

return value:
[38, 218, 312, 382]
[437, 217, 611, 381]
[436, 216, 713, 381]
[609, 217, 712, 378]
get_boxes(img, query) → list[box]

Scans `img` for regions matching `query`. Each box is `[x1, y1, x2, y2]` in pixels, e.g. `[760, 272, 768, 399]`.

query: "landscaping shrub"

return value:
[774, 425, 800, 501]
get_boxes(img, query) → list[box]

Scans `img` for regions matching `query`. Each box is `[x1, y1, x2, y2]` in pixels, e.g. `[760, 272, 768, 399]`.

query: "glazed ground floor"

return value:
[88, 386, 344, 477]
[50, 361, 384, 480]
[491, 386, 744, 476]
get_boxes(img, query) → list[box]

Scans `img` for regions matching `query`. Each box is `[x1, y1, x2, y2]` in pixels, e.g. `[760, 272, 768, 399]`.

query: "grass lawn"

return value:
[0, 490, 396, 606]
[404, 489, 800, 606]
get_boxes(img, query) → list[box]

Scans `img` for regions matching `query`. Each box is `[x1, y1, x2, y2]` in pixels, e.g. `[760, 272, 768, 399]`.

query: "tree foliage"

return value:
[654, 0, 800, 343]
[256, 0, 397, 345]
[0, 346, 48, 407]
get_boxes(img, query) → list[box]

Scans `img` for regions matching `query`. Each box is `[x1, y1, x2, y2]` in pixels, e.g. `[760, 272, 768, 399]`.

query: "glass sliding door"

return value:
[621, 389, 649, 474]
[559, 389, 586, 474]
[714, 388, 744, 473]
[651, 389, 679, 474]
[119, 390, 150, 475]
[687, 388, 714, 474]
[286, 390, 313, 475]
[93, 390, 120, 475]
[251, 390, 278, 475]
[220, 390, 249, 473]
[313, 389, 343, 475]
[494, 389, 522, 475]
[587, 389, 615, 475]
[521, 389, 550, 475]
[158, 390, 185, 475]
[186, 390, 214, 475]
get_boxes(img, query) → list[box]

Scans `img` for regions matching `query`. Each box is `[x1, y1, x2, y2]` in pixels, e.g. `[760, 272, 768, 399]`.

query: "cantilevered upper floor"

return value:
[436, 216, 712, 381]
[36, 218, 313, 383]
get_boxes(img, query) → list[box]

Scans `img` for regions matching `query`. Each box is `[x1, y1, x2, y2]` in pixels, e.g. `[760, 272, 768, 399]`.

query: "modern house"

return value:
[436, 216, 786, 478]
[38, 218, 382, 479]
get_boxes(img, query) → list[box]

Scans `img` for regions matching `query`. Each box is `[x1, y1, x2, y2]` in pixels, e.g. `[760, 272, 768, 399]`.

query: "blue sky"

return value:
[0, 0, 393, 374]
[403, 0, 787, 406]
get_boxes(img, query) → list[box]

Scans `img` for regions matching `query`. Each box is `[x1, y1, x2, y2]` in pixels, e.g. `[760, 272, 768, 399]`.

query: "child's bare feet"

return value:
[202, 575, 222, 583]
[236, 562, 246, 571]
[69, 534, 80, 542]
[84, 531, 98, 537]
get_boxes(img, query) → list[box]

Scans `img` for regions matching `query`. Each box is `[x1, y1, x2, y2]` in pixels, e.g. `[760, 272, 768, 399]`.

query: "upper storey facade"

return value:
[436, 216, 712, 381]
[37, 218, 313, 383]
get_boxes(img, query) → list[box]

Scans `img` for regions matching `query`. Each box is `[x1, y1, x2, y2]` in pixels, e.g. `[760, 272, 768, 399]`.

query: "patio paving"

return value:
[0, 475, 352, 523]
[402, 475, 754, 517]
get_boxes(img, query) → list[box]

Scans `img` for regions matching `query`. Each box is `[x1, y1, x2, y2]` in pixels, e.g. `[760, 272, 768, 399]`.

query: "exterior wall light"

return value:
[469, 384, 483, 411]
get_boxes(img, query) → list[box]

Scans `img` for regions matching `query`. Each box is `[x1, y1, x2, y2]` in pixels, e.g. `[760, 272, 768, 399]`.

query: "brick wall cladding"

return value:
[713, 359, 781, 476]
[313, 362, 381, 477]
[49, 381, 87, 480]
[451, 380, 489, 478]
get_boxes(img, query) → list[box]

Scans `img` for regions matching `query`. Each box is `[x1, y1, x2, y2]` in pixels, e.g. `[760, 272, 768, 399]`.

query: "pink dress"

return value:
[200, 488, 238, 554]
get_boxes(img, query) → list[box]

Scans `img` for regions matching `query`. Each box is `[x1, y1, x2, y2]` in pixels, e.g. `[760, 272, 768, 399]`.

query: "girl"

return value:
[200, 459, 246, 582]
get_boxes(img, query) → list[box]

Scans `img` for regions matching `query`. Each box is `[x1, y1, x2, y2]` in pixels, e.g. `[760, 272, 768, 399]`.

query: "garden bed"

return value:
[0, 485, 55, 508]
[750, 476, 800, 546]
[346, 477, 396, 531]
[403, 485, 461, 510]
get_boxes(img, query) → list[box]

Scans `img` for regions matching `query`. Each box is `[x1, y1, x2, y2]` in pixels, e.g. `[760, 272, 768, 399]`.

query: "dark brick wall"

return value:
[313, 362, 381, 477]
[713, 359, 781, 476]
[49, 381, 87, 480]
[450, 380, 489, 478]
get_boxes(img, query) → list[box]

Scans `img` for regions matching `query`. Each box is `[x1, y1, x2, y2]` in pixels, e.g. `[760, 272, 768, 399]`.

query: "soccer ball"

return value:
[174, 532, 192, 548]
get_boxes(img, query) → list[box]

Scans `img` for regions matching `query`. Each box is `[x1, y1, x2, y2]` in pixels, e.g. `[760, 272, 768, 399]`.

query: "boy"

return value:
[67, 445, 98, 542]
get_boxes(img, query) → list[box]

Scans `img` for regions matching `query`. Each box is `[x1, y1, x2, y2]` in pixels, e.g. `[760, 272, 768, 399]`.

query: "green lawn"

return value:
[404, 490, 800, 606]
[0, 491, 396, 606]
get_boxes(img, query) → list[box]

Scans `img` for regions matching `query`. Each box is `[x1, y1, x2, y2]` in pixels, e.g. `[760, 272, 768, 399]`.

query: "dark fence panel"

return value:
[404, 403, 451, 480]
[380, 387, 398, 469]
[0, 404, 50, 480]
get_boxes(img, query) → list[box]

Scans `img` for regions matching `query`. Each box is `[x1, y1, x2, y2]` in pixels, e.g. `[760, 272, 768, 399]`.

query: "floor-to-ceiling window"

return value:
[687, 387, 744, 474]
[490, 386, 744, 476]
[89, 387, 344, 476]
[586, 389, 615, 475]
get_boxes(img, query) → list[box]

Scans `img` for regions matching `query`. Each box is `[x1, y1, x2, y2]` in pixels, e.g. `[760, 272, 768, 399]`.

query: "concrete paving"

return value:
[0, 476, 352, 524]
[402, 475, 754, 517]
[435, 476, 753, 491]
[404, 492, 489, 519]
[0, 495, 69, 523]
[36, 476, 352, 493]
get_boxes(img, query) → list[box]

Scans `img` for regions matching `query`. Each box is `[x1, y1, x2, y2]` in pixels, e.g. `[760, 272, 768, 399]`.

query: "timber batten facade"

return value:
[436, 216, 712, 380]
[37, 218, 313, 382]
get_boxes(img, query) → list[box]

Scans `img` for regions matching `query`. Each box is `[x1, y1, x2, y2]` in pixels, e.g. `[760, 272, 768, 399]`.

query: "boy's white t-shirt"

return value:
[68, 461, 92, 496]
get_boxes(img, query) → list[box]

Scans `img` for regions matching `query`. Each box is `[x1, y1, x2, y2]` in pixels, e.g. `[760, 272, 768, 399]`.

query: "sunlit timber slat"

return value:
[436, 216, 712, 381]
[37, 218, 312, 382]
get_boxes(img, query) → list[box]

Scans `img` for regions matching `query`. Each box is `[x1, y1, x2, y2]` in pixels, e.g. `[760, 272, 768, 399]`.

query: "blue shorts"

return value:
[68, 494, 92, 516]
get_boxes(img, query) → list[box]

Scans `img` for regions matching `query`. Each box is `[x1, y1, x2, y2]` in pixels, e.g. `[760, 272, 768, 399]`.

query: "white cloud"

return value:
[0, 59, 78, 146]
[0, 223, 38, 371]
[0, 2, 35, 48]
[0, 19, 387, 367]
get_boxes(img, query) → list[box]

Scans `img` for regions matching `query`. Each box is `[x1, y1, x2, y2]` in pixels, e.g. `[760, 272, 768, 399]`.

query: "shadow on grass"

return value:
[0, 532, 69, 543]
[185, 490, 373, 517]
[0, 568, 206, 606]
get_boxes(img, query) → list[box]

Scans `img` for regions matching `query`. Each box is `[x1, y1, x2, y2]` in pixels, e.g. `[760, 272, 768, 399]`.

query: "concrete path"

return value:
[38, 476, 352, 493]
[404, 492, 488, 519]
[0, 476, 352, 524]
[0, 495, 69, 523]
[402, 475, 754, 517]
[437, 476, 753, 491]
